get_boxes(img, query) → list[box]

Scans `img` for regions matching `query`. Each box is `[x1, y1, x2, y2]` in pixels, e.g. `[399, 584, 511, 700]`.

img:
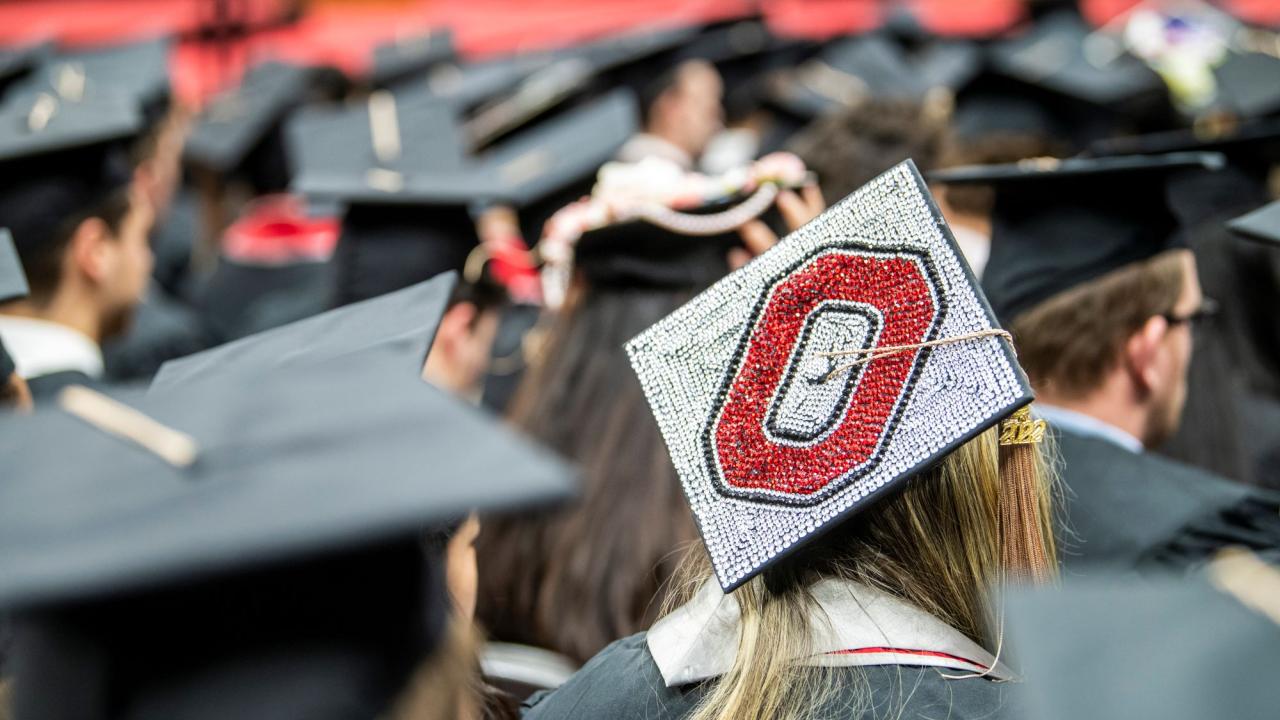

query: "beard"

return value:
[1143, 382, 1186, 449]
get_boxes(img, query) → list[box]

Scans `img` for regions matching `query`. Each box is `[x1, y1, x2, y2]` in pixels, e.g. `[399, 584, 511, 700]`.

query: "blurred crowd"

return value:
[1, 0, 1279, 718]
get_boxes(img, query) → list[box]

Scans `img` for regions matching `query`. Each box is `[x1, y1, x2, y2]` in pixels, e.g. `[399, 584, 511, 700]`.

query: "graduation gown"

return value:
[522, 580, 1013, 720]
[1053, 428, 1280, 572]
[25, 370, 97, 403]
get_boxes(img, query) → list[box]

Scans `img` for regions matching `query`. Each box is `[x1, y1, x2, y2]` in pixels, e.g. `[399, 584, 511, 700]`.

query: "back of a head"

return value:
[786, 97, 950, 205]
[1009, 250, 1187, 400]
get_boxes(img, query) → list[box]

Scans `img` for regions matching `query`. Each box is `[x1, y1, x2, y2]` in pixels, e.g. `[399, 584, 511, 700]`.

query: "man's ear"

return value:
[1124, 315, 1169, 396]
[67, 216, 112, 285]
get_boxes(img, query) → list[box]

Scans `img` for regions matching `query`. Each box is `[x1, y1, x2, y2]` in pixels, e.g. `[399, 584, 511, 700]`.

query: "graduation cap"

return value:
[294, 89, 637, 305]
[0, 352, 576, 718]
[184, 61, 346, 193]
[286, 88, 470, 187]
[988, 9, 1165, 106]
[983, 9, 1171, 147]
[769, 34, 980, 120]
[1227, 200, 1280, 245]
[929, 152, 1225, 322]
[6, 37, 172, 125]
[0, 94, 141, 261]
[0, 41, 51, 94]
[369, 29, 456, 88]
[1005, 557, 1280, 720]
[152, 272, 455, 393]
[1088, 116, 1280, 184]
[1212, 49, 1280, 119]
[626, 160, 1033, 591]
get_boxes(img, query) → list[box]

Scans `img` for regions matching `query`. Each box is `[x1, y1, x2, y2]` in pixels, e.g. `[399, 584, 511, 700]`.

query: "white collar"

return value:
[0, 315, 103, 380]
[615, 133, 695, 171]
[647, 578, 1014, 687]
[1035, 404, 1144, 454]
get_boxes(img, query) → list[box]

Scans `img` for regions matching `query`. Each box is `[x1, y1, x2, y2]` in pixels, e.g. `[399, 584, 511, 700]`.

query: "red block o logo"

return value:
[704, 246, 943, 504]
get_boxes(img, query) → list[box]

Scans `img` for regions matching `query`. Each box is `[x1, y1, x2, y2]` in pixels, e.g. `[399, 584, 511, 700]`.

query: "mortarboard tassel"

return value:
[998, 407, 1053, 583]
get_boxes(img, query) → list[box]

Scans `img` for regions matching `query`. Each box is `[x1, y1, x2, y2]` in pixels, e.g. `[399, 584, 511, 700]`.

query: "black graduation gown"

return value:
[25, 371, 97, 403]
[521, 634, 1011, 720]
[1053, 428, 1280, 573]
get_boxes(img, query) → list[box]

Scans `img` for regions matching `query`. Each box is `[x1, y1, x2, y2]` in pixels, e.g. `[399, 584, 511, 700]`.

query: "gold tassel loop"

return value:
[998, 407, 1052, 583]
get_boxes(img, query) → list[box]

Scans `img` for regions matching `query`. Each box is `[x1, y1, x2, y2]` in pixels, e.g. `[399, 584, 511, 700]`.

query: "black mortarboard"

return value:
[0, 352, 576, 718]
[369, 29, 456, 88]
[0, 41, 51, 95]
[988, 9, 1165, 107]
[7, 37, 172, 125]
[184, 61, 345, 193]
[1006, 564, 1280, 720]
[295, 89, 636, 305]
[769, 34, 980, 120]
[1228, 200, 1280, 245]
[929, 152, 1226, 322]
[0, 94, 140, 260]
[151, 272, 455, 392]
[984, 9, 1170, 147]
[0, 227, 28, 303]
[286, 88, 469, 185]
[397, 53, 551, 112]
[1089, 117, 1280, 184]
[1212, 48, 1280, 120]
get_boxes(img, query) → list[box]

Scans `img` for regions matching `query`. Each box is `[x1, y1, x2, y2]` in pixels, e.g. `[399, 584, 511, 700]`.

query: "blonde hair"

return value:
[667, 426, 1057, 720]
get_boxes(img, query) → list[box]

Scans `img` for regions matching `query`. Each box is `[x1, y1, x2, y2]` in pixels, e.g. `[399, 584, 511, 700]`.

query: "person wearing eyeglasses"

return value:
[930, 153, 1280, 575]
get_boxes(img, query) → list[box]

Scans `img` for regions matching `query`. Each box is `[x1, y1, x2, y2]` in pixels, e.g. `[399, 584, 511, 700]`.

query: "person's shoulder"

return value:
[1054, 427, 1248, 504]
[521, 633, 698, 720]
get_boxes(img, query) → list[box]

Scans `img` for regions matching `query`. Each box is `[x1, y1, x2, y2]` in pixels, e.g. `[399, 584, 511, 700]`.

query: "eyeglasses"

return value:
[1162, 297, 1219, 330]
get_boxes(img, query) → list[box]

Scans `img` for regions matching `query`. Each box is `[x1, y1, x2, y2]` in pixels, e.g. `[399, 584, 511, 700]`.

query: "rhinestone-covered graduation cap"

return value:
[627, 160, 1032, 591]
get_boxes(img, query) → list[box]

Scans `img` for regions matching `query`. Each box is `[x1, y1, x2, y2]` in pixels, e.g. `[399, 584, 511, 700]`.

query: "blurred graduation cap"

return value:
[184, 61, 347, 193]
[0, 94, 141, 261]
[984, 9, 1171, 147]
[286, 88, 469, 190]
[1212, 49, 1280, 119]
[1228, 200, 1280, 245]
[6, 37, 172, 126]
[369, 29, 456, 88]
[1005, 556, 1280, 720]
[929, 152, 1226, 322]
[768, 34, 980, 120]
[293, 88, 638, 305]
[0, 41, 51, 95]
[1089, 116, 1280, 185]
[152, 272, 455, 393]
[0, 352, 576, 718]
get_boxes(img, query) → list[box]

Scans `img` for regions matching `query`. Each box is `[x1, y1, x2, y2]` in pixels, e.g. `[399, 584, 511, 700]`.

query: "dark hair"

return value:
[1010, 250, 1187, 399]
[476, 280, 702, 665]
[20, 187, 133, 304]
[786, 97, 951, 205]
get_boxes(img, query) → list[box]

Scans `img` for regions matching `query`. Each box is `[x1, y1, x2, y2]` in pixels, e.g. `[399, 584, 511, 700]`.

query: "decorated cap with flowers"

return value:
[626, 160, 1039, 591]
[536, 153, 810, 306]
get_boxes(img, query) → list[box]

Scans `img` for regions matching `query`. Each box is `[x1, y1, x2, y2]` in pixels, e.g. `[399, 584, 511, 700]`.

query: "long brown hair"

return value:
[667, 426, 1057, 720]
[476, 280, 701, 664]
